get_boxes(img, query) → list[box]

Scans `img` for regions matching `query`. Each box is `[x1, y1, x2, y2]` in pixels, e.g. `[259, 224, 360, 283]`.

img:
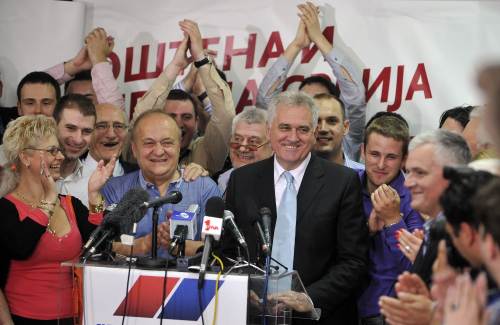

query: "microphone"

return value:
[199, 196, 224, 289]
[259, 207, 273, 252]
[252, 215, 270, 256]
[169, 225, 188, 256]
[140, 191, 182, 209]
[223, 210, 248, 249]
[169, 204, 199, 241]
[81, 188, 149, 259]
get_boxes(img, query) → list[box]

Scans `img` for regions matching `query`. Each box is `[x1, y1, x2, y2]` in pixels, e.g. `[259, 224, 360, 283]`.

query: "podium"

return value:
[79, 262, 248, 325]
[72, 261, 320, 324]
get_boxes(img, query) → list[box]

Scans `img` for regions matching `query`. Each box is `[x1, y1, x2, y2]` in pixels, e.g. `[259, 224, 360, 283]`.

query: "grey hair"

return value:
[267, 91, 319, 129]
[408, 129, 471, 166]
[231, 107, 268, 135]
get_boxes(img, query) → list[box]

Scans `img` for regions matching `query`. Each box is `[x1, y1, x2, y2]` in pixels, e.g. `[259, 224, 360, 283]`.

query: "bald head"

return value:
[90, 103, 128, 162]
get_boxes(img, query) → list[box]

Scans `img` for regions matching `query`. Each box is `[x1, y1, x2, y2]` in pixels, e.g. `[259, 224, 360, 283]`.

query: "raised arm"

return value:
[299, 2, 365, 159]
[179, 19, 235, 174]
[85, 28, 125, 109]
[45, 28, 125, 110]
[132, 35, 190, 120]
[256, 19, 311, 109]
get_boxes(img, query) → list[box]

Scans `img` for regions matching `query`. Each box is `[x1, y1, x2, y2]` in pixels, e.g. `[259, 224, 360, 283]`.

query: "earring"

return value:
[25, 162, 30, 168]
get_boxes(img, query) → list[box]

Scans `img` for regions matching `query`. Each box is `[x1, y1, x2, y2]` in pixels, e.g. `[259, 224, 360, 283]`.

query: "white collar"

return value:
[273, 153, 311, 187]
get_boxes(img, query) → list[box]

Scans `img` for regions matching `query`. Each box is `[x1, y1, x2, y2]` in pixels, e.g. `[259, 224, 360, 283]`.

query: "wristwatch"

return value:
[197, 91, 208, 102]
[194, 56, 210, 68]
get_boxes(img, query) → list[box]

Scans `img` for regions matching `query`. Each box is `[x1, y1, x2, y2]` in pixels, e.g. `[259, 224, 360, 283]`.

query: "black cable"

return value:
[159, 259, 169, 325]
[121, 244, 135, 325]
[198, 288, 206, 325]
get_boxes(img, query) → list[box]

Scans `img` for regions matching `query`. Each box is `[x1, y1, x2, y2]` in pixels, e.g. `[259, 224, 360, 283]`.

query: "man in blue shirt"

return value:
[357, 114, 424, 325]
[102, 109, 221, 257]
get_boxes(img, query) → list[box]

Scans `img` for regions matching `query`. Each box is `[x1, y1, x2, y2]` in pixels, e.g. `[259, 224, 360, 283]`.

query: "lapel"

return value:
[297, 154, 325, 223]
[255, 157, 277, 222]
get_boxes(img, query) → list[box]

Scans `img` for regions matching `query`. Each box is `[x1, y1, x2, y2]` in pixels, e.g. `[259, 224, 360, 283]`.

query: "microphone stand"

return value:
[137, 206, 170, 268]
[225, 246, 265, 276]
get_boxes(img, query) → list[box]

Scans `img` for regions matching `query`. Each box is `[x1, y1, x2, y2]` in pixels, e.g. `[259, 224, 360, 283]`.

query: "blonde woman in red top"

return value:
[0, 115, 114, 324]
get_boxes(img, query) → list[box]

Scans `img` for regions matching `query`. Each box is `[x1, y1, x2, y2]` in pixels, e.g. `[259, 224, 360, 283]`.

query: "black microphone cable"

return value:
[121, 221, 136, 325]
[159, 260, 169, 325]
[119, 197, 149, 325]
[159, 209, 175, 325]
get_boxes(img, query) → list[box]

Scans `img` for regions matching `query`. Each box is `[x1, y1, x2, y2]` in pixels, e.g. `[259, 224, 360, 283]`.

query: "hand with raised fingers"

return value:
[379, 292, 433, 325]
[171, 33, 191, 70]
[291, 19, 311, 50]
[431, 240, 459, 316]
[297, 2, 323, 44]
[443, 272, 488, 325]
[395, 271, 431, 297]
[88, 156, 116, 207]
[85, 27, 114, 65]
[39, 157, 58, 204]
[66, 46, 93, 76]
[372, 184, 401, 225]
[397, 228, 423, 262]
[179, 19, 205, 61]
[368, 208, 384, 235]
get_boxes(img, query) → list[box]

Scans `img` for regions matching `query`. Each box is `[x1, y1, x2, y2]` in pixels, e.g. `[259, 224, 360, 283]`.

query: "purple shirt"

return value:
[357, 170, 424, 318]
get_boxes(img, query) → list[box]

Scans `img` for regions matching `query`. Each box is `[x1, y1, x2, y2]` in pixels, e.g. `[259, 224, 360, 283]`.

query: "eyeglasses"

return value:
[25, 147, 64, 157]
[229, 141, 269, 152]
[95, 122, 128, 133]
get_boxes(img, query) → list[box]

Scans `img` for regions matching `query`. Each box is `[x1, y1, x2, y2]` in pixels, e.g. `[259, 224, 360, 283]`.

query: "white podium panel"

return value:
[82, 265, 247, 325]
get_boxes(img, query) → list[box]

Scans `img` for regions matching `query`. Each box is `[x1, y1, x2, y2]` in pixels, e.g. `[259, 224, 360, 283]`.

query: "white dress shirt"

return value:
[273, 153, 311, 209]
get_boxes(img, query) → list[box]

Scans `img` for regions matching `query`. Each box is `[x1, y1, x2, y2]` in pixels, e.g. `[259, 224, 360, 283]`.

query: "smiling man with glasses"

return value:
[69, 103, 137, 207]
[217, 107, 273, 193]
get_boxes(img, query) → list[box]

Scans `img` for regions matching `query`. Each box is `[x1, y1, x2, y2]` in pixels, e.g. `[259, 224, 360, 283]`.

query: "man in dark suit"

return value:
[379, 130, 471, 325]
[224, 91, 368, 325]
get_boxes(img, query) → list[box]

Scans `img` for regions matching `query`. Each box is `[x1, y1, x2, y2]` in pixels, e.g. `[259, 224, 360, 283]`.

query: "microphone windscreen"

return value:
[104, 188, 150, 233]
[169, 191, 183, 204]
[205, 196, 225, 219]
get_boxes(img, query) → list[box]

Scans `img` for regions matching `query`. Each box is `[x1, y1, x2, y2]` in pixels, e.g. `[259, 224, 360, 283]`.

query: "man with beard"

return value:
[313, 93, 364, 169]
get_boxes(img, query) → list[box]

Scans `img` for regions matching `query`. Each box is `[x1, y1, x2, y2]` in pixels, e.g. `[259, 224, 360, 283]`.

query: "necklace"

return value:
[14, 190, 57, 235]
[15, 191, 40, 208]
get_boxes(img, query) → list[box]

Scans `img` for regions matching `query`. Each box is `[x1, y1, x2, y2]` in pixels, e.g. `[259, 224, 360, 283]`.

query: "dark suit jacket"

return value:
[223, 154, 369, 325]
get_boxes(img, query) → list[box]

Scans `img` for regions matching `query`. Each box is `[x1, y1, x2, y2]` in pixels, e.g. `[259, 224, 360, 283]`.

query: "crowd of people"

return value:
[0, 2, 500, 325]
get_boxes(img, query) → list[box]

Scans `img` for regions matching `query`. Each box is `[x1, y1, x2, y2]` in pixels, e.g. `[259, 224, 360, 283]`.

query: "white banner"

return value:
[1, 0, 499, 134]
[0, 0, 85, 105]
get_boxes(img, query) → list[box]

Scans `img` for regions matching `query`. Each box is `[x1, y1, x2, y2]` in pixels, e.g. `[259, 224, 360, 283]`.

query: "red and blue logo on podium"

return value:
[114, 275, 224, 320]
